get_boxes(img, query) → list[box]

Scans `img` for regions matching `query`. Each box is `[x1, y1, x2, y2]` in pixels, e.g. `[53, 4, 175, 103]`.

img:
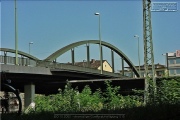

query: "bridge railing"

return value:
[37, 61, 123, 77]
[0, 55, 124, 78]
[0, 55, 37, 66]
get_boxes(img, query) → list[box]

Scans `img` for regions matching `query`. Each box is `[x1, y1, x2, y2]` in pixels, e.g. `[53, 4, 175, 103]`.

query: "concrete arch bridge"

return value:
[1, 40, 140, 79]
[1, 40, 145, 107]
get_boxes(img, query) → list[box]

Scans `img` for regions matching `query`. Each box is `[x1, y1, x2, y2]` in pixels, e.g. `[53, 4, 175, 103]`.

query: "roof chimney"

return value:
[91, 59, 96, 63]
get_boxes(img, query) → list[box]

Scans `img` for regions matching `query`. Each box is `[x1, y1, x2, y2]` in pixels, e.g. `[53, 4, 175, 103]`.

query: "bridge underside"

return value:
[1, 72, 144, 95]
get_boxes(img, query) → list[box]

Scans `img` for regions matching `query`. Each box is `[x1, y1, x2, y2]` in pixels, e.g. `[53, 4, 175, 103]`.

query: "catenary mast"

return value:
[143, 0, 156, 104]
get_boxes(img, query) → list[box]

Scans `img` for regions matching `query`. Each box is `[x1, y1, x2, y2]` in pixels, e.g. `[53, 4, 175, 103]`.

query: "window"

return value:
[125, 72, 131, 77]
[148, 71, 152, 75]
[176, 69, 180, 74]
[169, 69, 175, 75]
[141, 72, 145, 77]
[156, 71, 163, 76]
[169, 59, 175, 64]
[176, 58, 180, 64]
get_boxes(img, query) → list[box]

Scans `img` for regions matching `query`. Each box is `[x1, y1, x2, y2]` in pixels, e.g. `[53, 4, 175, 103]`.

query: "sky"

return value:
[1, 0, 180, 72]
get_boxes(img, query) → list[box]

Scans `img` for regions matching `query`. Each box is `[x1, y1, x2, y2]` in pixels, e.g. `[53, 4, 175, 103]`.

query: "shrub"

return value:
[157, 78, 180, 104]
[77, 86, 103, 112]
[33, 77, 180, 113]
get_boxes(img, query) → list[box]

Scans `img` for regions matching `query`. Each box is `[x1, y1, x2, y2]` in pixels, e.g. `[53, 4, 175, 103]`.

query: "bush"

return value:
[33, 77, 180, 113]
[34, 80, 143, 113]
[157, 78, 180, 104]
[77, 86, 103, 112]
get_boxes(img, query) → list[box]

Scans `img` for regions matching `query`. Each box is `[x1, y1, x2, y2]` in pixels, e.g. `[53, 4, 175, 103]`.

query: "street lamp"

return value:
[134, 35, 141, 77]
[15, 0, 18, 65]
[29, 42, 33, 55]
[162, 53, 169, 76]
[94, 12, 102, 74]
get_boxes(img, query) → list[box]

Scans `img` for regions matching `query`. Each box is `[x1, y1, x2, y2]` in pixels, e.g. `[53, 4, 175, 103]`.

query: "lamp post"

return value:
[134, 35, 141, 77]
[162, 53, 169, 76]
[94, 12, 102, 74]
[29, 42, 33, 55]
[15, 0, 18, 65]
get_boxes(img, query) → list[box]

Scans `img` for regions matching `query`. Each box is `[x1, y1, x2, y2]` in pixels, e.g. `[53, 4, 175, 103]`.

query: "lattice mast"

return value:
[143, 0, 156, 103]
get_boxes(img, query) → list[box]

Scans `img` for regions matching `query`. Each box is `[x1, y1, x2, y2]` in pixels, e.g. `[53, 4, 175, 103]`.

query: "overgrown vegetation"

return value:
[33, 80, 144, 113]
[133, 77, 180, 105]
[156, 77, 180, 104]
[1, 77, 180, 120]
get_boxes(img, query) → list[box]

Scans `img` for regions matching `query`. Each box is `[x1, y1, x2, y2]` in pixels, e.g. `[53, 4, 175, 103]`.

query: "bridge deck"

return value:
[1, 64, 143, 95]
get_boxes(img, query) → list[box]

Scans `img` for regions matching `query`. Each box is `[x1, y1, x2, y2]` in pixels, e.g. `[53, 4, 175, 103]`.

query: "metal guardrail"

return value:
[0, 55, 36, 66]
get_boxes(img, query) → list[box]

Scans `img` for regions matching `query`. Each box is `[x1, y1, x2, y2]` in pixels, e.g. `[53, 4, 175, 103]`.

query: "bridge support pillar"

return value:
[24, 83, 35, 109]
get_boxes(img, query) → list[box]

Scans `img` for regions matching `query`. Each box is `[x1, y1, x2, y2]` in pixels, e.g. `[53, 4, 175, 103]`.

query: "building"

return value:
[67, 59, 113, 72]
[121, 50, 180, 77]
[120, 63, 166, 78]
[165, 50, 180, 76]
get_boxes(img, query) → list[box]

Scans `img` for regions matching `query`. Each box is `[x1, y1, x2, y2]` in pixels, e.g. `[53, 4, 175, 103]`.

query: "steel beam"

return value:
[111, 50, 114, 73]
[121, 57, 124, 76]
[86, 44, 90, 67]
[4, 51, 7, 64]
[71, 48, 75, 65]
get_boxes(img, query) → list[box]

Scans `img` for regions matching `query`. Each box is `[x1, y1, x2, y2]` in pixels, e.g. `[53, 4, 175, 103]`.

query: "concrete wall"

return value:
[1, 64, 52, 75]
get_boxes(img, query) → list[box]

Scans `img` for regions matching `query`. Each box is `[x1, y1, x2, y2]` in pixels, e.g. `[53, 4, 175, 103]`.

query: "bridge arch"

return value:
[44, 40, 139, 77]
[0, 48, 39, 61]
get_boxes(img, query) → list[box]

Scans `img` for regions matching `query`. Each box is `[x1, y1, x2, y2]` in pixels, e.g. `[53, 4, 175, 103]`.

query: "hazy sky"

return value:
[1, 0, 180, 72]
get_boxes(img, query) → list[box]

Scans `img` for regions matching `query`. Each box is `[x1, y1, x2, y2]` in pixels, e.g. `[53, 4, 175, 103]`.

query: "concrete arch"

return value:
[0, 48, 39, 61]
[44, 40, 139, 77]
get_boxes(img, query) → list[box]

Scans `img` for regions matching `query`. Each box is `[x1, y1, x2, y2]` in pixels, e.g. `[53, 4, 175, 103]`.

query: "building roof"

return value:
[66, 59, 110, 69]
[124, 63, 166, 70]
[76, 60, 104, 69]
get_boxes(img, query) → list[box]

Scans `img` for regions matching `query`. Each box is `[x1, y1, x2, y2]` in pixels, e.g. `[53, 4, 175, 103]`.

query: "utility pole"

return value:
[143, 0, 156, 104]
